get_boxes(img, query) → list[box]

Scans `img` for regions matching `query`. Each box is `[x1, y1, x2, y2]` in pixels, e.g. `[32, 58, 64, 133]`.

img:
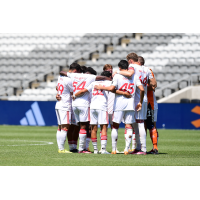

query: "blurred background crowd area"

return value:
[0, 33, 200, 102]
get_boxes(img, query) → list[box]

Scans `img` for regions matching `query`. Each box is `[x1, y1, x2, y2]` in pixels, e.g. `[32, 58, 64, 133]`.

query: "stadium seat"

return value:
[191, 99, 200, 103]
[180, 98, 190, 103]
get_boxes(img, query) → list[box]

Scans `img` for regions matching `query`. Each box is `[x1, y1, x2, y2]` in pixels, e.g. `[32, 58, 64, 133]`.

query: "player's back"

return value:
[113, 74, 137, 111]
[55, 76, 73, 111]
[68, 73, 96, 107]
[129, 64, 150, 103]
[88, 80, 111, 111]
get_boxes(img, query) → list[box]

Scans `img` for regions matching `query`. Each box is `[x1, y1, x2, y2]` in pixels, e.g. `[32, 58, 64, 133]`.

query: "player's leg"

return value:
[55, 109, 62, 151]
[99, 110, 109, 154]
[57, 110, 72, 153]
[90, 109, 98, 153]
[145, 103, 158, 154]
[123, 111, 135, 155]
[77, 107, 91, 153]
[85, 123, 91, 152]
[154, 109, 159, 145]
[111, 111, 123, 154]
[134, 102, 147, 155]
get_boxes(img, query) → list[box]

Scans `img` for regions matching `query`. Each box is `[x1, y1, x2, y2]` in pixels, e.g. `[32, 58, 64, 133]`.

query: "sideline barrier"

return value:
[0, 101, 200, 129]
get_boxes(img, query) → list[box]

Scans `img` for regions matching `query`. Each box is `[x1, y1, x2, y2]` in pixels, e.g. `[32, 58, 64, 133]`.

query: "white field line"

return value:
[0, 140, 54, 146]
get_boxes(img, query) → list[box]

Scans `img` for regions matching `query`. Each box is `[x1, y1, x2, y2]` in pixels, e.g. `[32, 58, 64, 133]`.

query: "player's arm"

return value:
[115, 90, 132, 98]
[73, 88, 89, 100]
[147, 85, 155, 92]
[112, 69, 134, 78]
[95, 76, 112, 81]
[94, 85, 116, 93]
[148, 77, 157, 90]
[60, 71, 68, 76]
[136, 85, 144, 111]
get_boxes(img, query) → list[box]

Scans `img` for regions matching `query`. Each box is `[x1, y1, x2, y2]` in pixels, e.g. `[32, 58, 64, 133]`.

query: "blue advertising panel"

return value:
[0, 101, 200, 129]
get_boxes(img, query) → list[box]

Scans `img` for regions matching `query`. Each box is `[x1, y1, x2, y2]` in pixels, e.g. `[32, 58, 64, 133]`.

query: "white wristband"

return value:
[73, 94, 76, 99]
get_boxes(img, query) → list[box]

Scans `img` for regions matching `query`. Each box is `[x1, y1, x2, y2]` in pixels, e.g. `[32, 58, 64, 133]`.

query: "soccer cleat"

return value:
[153, 149, 159, 155]
[111, 151, 116, 154]
[124, 151, 129, 155]
[87, 148, 91, 153]
[58, 149, 72, 153]
[116, 149, 120, 153]
[79, 150, 92, 154]
[101, 150, 110, 154]
[70, 149, 78, 153]
[147, 149, 154, 154]
[136, 150, 147, 155]
[130, 149, 140, 154]
[99, 149, 102, 153]
[94, 150, 99, 154]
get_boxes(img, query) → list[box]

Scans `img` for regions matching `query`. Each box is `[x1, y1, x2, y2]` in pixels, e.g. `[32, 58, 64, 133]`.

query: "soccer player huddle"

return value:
[55, 52, 159, 155]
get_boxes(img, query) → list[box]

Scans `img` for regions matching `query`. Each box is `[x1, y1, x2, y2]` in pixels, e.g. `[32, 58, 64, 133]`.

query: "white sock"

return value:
[125, 127, 133, 152]
[68, 140, 73, 151]
[101, 135, 107, 151]
[91, 138, 98, 151]
[111, 127, 118, 152]
[56, 129, 62, 150]
[138, 122, 146, 152]
[86, 137, 91, 149]
[133, 123, 141, 150]
[59, 129, 67, 150]
[132, 131, 136, 150]
[79, 129, 87, 151]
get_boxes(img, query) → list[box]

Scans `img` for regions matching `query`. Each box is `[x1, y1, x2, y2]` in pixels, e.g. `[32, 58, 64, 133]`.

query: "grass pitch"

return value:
[0, 125, 200, 166]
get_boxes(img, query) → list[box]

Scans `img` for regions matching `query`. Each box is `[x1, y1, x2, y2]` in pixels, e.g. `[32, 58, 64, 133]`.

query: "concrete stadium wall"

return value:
[158, 86, 200, 103]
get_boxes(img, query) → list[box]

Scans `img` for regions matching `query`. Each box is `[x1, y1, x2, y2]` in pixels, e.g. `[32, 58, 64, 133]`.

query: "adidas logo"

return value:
[20, 102, 45, 126]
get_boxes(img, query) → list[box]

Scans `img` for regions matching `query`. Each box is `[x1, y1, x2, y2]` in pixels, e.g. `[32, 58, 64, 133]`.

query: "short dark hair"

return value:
[101, 71, 112, 77]
[118, 60, 129, 70]
[85, 67, 97, 75]
[80, 66, 87, 73]
[138, 56, 145, 65]
[69, 63, 81, 71]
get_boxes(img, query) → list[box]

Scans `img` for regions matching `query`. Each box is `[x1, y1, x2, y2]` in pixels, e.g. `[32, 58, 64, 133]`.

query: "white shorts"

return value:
[109, 114, 113, 125]
[154, 109, 158, 122]
[72, 106, 90, 123]
[113, 110, 135, 124]
[90, 109, 109, 125]
[55, 109, 71, 125]
[135, 101, 147, 120]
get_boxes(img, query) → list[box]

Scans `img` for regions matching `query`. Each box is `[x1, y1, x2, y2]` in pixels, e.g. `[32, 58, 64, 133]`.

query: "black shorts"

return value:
[145, 103, 155, 130]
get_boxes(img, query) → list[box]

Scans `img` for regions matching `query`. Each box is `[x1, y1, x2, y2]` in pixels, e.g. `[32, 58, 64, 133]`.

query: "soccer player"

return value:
[55, 63, 80, 153]
[73, 70, 131, 154]
[59, 68, 111, 153]
[113, 53, 156, 154]
[145, 67, 159, 154]
[95, 60, 144, 155]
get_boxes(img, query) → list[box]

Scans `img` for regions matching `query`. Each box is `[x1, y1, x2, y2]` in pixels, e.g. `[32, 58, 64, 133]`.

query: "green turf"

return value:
[0, 125, 200, 166]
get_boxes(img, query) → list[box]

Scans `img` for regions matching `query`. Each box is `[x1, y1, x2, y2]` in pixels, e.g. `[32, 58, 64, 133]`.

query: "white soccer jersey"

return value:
[112, 74, 142, 111]
[86, 80, 112, 111]
[108, 92, 115, 114]
[67, 73, 96, 107]
[55, 76, 73, 111]
[129, 64, 153, 103]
